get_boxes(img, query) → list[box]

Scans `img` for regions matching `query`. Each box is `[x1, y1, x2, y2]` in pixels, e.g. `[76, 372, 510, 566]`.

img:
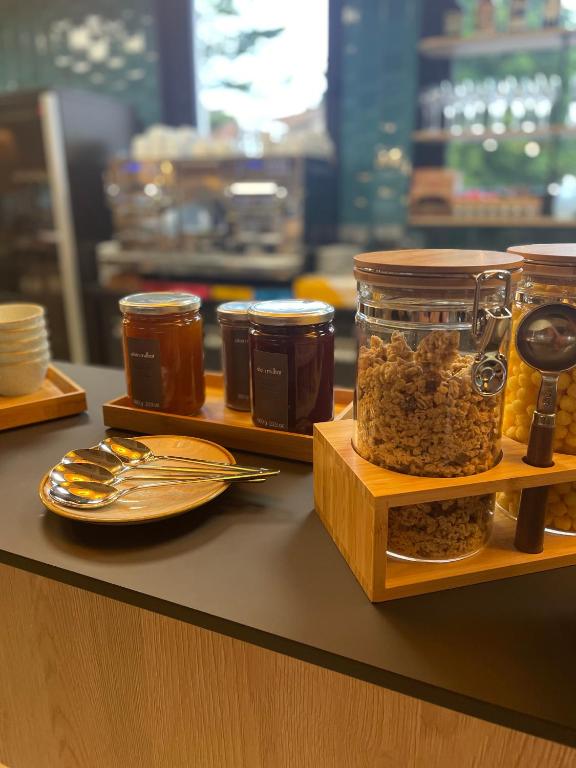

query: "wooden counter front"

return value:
[0, 563, 572, 768]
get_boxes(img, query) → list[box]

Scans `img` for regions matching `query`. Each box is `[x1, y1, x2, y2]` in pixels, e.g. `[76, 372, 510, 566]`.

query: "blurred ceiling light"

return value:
[229, 182, 280, 196]
[124, 33, 145, 54]
[88, 39, 109, 63]
[127, 69, 146, 81]
[522, 121, 536, 133]
[68, 27, 90, 51]
[342, 6, 361, 24]
[72, 62, 91, 74]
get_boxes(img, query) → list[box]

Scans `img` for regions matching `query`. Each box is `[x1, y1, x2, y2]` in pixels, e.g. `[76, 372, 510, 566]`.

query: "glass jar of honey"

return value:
[217, 301, 251, 411]
[119, 292, 205, 415]
[248, 299, 335, 435]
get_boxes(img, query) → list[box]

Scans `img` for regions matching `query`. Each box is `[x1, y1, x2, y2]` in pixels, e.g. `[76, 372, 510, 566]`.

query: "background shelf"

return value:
[408, 215, 576, 229]
[419, 28, 574, 59]
[412, 125, 576, 143]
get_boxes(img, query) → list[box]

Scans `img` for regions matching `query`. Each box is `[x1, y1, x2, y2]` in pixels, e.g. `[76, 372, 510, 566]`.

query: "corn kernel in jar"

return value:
[497, 481, 576, 535]
[502, 244, 576, 535]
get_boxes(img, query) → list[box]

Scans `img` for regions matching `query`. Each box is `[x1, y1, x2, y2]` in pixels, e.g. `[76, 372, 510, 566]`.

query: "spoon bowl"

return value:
[61, 448, 125, 475]
[50, 462, 116, 487]
[516, 303, 576, 374]
[49, 481, 120, 507]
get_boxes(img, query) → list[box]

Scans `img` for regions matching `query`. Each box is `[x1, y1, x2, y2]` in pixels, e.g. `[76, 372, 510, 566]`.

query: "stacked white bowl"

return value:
[0, 304, 51, 396]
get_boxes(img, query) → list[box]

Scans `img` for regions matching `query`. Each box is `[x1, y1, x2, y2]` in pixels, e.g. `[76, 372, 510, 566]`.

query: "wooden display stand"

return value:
[314, 420, 576, 602]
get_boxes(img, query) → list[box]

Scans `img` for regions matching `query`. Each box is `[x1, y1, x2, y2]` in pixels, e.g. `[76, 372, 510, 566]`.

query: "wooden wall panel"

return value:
[0, 563, 572, 768]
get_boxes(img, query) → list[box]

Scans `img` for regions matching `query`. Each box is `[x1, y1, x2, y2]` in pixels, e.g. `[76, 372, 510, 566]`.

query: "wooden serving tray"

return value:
[103, 372, 353, 462]
[314, 419, 576, 602]
[0, 365, 87, 432]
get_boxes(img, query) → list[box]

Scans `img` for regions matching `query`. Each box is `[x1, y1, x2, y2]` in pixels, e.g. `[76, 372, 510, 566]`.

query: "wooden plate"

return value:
[39, 434, 235, 524]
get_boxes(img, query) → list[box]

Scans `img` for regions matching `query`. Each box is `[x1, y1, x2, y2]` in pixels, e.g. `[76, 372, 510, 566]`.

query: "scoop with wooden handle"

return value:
[514, 303, 576, 553]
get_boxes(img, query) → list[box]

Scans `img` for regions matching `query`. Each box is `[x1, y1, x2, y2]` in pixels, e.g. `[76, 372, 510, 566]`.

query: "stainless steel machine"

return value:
[105, 154, 337, 259]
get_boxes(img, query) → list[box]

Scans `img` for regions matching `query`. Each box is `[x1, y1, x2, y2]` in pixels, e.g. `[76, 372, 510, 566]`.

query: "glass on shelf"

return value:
[419, 73, 563, 137]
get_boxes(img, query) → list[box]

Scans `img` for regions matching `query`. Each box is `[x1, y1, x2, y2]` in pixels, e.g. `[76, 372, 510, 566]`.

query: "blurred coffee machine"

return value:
[105, 155, 336, 262]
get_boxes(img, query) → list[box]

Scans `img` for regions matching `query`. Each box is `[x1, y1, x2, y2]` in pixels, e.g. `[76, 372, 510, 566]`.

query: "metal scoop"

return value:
[514, 303, 576, 553]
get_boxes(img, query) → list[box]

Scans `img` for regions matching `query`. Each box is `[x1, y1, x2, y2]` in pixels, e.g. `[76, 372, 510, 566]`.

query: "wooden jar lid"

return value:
[508, 243, 576, 264]
[354, 249, 524, 286]
[507, 244, 576, 278]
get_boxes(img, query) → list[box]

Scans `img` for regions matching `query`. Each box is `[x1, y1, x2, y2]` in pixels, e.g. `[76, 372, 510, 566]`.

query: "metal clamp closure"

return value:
[471, 270, 513, 396]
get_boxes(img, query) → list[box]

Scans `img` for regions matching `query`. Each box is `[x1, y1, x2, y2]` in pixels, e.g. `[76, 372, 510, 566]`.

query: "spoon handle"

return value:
[514, 485, 549, 554]
[152, 455, 270, 473]
[524, 412, 556, 468]
[117, 470, 279, 483]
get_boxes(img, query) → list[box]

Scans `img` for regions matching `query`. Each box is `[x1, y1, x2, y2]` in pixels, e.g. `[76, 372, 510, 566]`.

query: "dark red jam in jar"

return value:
[248, 299, 335, 435]
[119, 292, 205, 415]
[217, 301, 251, 411]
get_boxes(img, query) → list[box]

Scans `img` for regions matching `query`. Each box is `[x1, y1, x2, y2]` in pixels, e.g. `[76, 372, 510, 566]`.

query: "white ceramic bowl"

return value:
[0, 354, 49, 397]
[0, 325, 48, 345]
[0, 342, 50, 364]
[0, 329, 49, 352]
[0, 303, 45, 331]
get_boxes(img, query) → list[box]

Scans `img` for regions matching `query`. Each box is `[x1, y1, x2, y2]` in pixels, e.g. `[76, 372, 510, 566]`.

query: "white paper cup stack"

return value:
[0, 304, 51, 396]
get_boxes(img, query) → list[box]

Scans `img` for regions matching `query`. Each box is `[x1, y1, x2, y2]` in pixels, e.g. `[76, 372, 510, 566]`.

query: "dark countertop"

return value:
[3, 363, 576, 748]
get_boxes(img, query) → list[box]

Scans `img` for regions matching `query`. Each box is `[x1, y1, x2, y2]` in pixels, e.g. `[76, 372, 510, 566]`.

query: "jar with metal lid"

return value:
[217, 301, 251, 412]
[119, 292, 205, 415]
[248, 299, 334, 435]
[498, 244, 576, 535]
[353, 249, 523, 562]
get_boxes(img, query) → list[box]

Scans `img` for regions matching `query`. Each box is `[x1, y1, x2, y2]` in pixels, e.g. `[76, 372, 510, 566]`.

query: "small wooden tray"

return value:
[314, 420, 576, 602]
[103, 373, 353, 462]
[0, 365, 87, 432]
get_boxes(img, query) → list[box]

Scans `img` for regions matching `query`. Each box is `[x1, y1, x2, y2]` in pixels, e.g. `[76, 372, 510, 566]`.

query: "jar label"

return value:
[230, 328, 250, 402]
[126, 337, 163, 409]
[252, 350, 289, 429]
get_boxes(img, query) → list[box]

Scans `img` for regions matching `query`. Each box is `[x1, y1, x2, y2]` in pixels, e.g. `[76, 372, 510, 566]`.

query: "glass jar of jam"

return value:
[217, 301, 251, 411]
[248, 299, 335, 435]
[119, 292, 205, 415]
